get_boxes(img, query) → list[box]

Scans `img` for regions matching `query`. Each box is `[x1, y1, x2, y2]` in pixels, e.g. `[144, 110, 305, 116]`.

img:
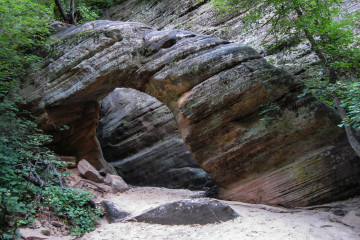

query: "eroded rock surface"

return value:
[104, 173, 129, 193]
[101, 200, 130, 223]
[103, 0, 360, 74]
[97, 88, 213, 190]
[77, 159, 104, 183]
[20, 20, 360, 206]
[132, 198, 239, 225]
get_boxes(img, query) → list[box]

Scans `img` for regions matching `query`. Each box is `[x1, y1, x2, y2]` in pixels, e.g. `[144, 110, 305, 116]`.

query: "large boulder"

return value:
[97, 88, 214, 190]
[20, 20, 360, 206]
[132, 198, 239, 225]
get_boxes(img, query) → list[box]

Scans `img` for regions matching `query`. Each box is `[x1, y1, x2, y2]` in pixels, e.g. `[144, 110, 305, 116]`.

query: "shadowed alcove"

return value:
[97, 88, 214, 190]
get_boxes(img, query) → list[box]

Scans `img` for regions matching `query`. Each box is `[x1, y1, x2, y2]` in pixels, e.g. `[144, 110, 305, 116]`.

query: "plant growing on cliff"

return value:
[0, 0, 52, 82]
[0, 80, 52, 238]
[0, 81, 103, 239]
[209, 0, 360, 157]
[0, 1, 103, 238]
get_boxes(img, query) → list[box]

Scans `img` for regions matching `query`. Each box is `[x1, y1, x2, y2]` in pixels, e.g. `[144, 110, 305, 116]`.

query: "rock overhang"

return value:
[20, 20, 360, 207]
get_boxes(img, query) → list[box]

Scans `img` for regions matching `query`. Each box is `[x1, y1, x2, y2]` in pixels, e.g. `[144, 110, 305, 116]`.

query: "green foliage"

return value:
[209, 0, 360, 130]
[0, 2, 54, 236]
[54, 0, 115, 24]
[0, 0, 52, 81]
[76, 2, 101, 23]
[263, 36, 302, 55]
[0, 82, 102, 238]
[259, 102, 281, 124]
[335, 81, 360, 128]
[0, 1, 106, 238]
[43, 186, 102, 236]
[0, 81, 54, 238]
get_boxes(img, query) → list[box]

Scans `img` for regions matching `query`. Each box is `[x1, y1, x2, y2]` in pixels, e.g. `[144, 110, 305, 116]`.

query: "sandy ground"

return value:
[79, 186, 360, 240]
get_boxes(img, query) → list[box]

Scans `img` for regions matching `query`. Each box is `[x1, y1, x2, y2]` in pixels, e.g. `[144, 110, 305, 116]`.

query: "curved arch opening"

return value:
[97, 88, 215, 190]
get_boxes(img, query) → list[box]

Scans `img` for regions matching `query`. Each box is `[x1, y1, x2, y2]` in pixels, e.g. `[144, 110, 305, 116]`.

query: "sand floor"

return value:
[80, 186, 360, 240]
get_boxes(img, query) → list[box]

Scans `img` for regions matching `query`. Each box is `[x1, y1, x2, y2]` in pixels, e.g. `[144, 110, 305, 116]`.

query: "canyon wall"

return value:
[103, 0, 360, 74]
[20, 20, 360, 206]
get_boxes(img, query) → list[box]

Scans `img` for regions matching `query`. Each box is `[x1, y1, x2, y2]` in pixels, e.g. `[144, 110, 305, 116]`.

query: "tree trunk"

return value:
[296, 7, 360, 158]
[70, 0, 76, 25]
[55, 0, 70, 24]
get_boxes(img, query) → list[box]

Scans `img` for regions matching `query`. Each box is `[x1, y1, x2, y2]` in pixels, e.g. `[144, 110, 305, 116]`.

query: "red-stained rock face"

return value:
[20, 20, 360, 206]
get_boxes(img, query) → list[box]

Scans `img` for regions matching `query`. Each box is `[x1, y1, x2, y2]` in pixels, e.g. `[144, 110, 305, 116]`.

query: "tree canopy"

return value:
[0, 0, 51, 82]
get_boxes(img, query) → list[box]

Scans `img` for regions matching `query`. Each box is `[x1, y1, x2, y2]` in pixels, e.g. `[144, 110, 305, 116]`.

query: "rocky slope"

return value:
[102, 0, 360, 74]
[97, 88, 213, 189]
[20, 20, 360, 206]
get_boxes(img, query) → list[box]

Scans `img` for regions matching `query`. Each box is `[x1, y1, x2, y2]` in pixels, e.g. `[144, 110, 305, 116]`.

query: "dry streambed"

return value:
[18, 170, 360, 240]
[81, 186, 360, 240]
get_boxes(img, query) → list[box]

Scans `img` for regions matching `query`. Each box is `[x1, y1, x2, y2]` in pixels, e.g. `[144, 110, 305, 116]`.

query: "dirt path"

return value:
[81, 186, 360, 240]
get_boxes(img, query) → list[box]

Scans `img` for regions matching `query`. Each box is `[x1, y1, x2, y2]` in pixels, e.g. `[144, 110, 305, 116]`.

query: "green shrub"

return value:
[0, 81, 103, 239]
[43, 186, 102, 236]
[0, 1, 111, 237]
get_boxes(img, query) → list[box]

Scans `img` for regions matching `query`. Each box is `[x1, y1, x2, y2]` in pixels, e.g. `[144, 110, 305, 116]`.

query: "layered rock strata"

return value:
[20, 20, 360, 206]
[97, 88, 213, 189]
[102, 0, 360, 74]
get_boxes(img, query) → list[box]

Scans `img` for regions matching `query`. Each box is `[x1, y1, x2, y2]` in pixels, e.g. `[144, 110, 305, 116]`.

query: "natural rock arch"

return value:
[97, 87, 214, 190]
[20, 21, 360, 207]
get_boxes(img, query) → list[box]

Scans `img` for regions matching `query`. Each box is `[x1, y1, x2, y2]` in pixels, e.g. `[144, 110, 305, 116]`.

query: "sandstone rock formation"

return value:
[102, 0, 360, 74]
[131, 198, 240, 225]
[20, 20, 360, 206]
[77, 159, 104, 183]
[101, 200, 130, 223]
[103, 173, 129, 193]
[97, 88, 213, 190]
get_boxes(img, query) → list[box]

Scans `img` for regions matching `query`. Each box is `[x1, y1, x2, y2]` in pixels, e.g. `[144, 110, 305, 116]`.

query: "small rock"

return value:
[19, 228, 48, 239]
[132, 198, 240, 225]
[51, 221, 63, 227]
[31, 220, 42, 229]
[50, 21, 74, 33]
[40, 229, 50, 236]
[332, 209, 348, 216]
[104, 174, 129, 192]
[341, 211, 360, 229]
[77, 159, 104, 183]
[101, 200, 130, 223]
[111, 179, 129, 193]
[103, 173, 113, 185]
[204, 185, 219, 198]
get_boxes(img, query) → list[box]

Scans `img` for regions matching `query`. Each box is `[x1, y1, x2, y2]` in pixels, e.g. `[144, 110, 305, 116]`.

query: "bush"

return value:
[0, 1, 106, 238]
[0, 82, 102, 238]
[43, 186, 102, 236]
